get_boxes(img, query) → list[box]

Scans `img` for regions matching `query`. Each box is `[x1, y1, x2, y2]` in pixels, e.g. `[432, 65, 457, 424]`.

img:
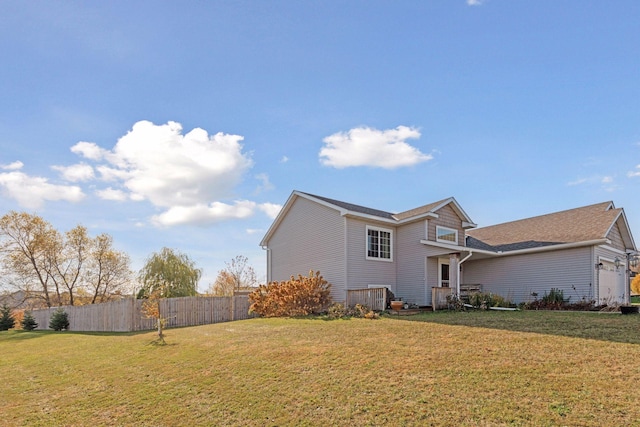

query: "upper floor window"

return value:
[366, 226, 392, 261]
[436, 226, 458, 244]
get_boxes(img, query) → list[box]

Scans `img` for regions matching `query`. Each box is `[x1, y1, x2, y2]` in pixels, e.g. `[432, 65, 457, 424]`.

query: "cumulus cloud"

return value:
[95, 187, 128, 201]
[151, 200, 257, 227]
[1, 161, 24, 171]
[319, 125, 432, 169]
[73, 120, 254, 208]
[52, 163, 95, 182]
[66, 120, 266, 226]
[258, 202, 282, 219]
[0, 171, 84, 209]
[71, 141, 111, 161]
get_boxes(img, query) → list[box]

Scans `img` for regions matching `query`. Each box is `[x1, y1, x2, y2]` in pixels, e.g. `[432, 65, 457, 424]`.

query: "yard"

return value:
[1, 310, 640, 426]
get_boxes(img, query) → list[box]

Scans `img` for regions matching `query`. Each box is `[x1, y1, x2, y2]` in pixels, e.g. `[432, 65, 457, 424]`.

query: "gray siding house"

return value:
[260, 191, 637, 306]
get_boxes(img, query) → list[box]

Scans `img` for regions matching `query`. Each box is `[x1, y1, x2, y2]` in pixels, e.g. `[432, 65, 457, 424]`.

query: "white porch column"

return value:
[449, 253, 460, 296]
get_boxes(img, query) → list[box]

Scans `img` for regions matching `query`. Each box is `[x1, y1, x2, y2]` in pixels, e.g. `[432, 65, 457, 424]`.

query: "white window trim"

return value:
[436, 226, 458, 244]
[366, 225, 394, 262]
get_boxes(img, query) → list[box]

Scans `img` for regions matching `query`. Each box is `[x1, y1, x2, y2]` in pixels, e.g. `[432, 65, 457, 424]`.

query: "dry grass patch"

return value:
[1, 311, 639, 426]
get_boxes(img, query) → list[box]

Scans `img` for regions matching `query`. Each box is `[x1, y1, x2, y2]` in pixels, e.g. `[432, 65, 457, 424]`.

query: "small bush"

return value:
[468, 292, 513, 310]
[21, 311, 38, 331]
[326, 303, 378, 319]
[542, 288, 568, 305]
[446, 294, 466, 311]
[49, 308, 69, 331]
[249, 270, 332, 317]
[0, 303, 15, 331]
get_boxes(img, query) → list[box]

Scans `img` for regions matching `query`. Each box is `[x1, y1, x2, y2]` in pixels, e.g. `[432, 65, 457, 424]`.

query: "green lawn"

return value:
[1, 311, 640, 426]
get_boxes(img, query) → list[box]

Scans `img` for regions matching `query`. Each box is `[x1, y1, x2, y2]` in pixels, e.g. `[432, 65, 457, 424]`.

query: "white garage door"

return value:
[598, 260, 625, 304]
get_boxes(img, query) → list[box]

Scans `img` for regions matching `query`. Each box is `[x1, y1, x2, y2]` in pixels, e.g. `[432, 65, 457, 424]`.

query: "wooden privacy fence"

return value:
[346, 288, 387, 311]
[31, 295, 253, 332]
[432, 287, 454, 311]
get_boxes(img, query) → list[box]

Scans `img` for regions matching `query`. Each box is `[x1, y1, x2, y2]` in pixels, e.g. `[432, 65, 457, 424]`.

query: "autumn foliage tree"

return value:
[249, 270, 332, 317]
[631, 274, 640, 296]
[0, 211, 133, 307]
[138, 248, 201, 343]
[208, 255, 257, 296]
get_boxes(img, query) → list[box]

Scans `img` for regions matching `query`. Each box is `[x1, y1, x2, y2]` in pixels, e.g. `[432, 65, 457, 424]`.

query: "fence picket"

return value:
[30, 295, 253, 332]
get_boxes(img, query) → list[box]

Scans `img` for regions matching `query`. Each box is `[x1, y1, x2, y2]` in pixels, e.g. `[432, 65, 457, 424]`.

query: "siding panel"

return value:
[462, 246, 594, 303]
[428, 204, 465, 246]
[345, 218, 396, 295]
[266, 197, 346, 301]
[396, 221, 429, 305]
[607, 223, 625, 251]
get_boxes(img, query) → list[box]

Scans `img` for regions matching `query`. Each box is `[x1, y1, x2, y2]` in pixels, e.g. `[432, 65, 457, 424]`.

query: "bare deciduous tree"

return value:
[208, 255, 257, 296]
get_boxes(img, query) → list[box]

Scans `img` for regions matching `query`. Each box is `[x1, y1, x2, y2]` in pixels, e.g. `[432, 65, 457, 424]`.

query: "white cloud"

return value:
[628, 165, 640, 178]
[66, 120, 270, 226]
[96, 165, 130, 182]
[258, 202, 282, 219]
[96, 187, 128, 201]
[1, 161, 24, 171]
[255, 173, 274, 193]
[568, 175, 618, 192]
[319, 125, 432, 169]
[280, 156, 289, 163]
[96, 120, 253, 207]
[52, 163, 95, 182]
[71, 141, 110, 161]
[151, 200, 257, 227]
[246, 228, 263, 235]
[0, 171, 84, 209]
[467, 0, 484, 5]
[567, 178, 588, 186]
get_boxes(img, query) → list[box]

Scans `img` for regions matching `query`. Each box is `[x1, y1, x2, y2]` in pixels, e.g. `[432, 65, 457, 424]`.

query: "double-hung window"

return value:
[436, 226, 458, 244]
[367, 226, 392, 261]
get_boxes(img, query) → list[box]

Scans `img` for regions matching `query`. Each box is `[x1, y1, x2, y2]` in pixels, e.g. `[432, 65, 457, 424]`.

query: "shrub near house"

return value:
[249, 270, 331, 317]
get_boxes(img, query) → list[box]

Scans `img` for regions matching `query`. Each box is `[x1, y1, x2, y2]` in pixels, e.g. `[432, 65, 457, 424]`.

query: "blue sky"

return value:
[1, 1, 639, 290]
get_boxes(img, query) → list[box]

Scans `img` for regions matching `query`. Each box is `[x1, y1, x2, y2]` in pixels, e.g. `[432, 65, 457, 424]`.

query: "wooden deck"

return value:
[388, 307, 432, 316]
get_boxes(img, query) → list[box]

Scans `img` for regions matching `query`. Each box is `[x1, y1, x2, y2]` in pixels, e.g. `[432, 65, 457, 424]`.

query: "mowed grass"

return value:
[1, 311, 640, 426]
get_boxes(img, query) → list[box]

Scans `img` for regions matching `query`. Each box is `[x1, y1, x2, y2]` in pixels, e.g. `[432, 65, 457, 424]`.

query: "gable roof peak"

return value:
[466, 200, 627, 251]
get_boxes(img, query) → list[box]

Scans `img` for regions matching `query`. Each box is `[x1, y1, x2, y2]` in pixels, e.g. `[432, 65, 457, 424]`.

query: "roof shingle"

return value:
[466, 201, 620, 251]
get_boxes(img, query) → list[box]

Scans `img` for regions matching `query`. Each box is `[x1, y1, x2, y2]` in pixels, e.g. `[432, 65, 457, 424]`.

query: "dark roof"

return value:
[300, 192, 396, 220]
[466, 236, 562, 252]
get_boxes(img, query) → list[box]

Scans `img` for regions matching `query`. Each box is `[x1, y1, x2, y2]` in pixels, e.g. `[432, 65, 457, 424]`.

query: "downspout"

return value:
[261, 246, 270, 283]
[457, 252, 473, 296]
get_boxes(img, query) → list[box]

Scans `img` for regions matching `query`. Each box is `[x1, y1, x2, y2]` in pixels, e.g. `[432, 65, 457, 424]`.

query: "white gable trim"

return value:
[426, 197, 477, 228]
[421, 238, 611, 258]
[605, 209, 637, 251]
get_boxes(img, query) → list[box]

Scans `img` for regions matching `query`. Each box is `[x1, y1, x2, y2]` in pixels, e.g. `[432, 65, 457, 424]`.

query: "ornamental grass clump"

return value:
[249, 270, 331, 317]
